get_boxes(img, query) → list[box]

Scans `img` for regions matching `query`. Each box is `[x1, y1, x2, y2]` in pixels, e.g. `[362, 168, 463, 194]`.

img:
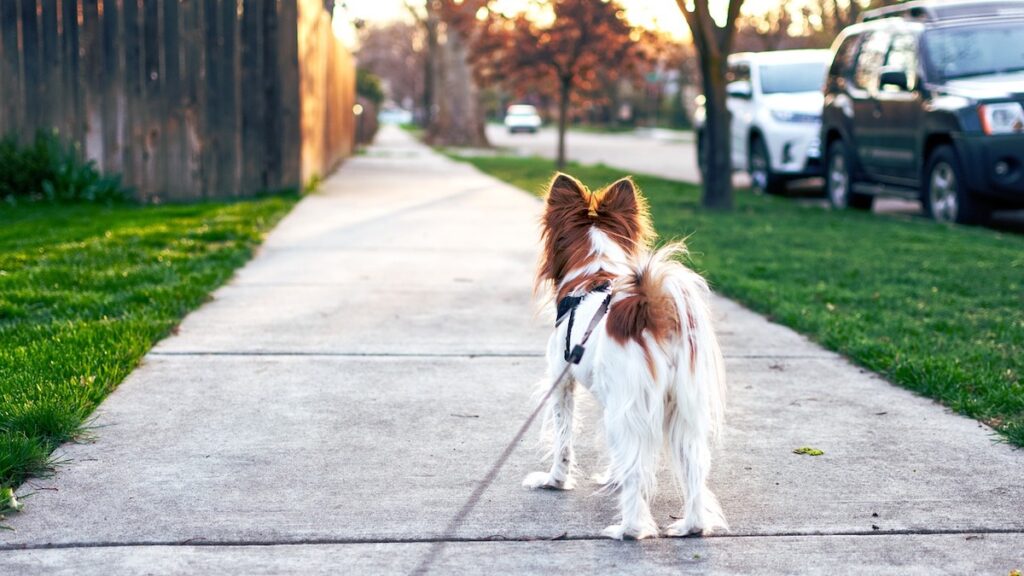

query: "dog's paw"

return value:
[663, 518, 705, 537]
[601, 523, 658, 541]
[522, 472, 575, 490]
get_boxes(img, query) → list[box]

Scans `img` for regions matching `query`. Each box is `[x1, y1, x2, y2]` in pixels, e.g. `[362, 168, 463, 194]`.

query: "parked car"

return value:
[821, 0, 1024, 224]
[504, 104, 542, 134]
[695, 49, 833, 194]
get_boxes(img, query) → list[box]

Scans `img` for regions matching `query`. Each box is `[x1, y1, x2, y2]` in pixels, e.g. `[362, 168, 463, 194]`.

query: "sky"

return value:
[332, 0, 794, 48]
[336, 0, 691, 37]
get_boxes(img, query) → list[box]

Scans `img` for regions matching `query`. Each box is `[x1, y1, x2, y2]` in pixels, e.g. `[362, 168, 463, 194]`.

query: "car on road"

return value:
[504, 104, 542, 134]
[821, 0, 1024, 224]
[695, 49, 833, 194]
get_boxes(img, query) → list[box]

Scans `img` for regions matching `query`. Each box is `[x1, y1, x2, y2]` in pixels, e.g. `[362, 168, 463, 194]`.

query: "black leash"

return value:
[558, 282, 611, 363]
[411, 293, 613, 575]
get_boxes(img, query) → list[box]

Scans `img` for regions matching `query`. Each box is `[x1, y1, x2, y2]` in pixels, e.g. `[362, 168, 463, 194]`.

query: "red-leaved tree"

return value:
[476, 0, 644, 168]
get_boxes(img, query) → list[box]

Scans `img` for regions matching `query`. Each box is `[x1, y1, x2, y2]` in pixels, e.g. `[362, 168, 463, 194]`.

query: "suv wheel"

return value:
[923, 145, 990, 225]
[826, 140, 873, 211]
[749, 137, 784, 195]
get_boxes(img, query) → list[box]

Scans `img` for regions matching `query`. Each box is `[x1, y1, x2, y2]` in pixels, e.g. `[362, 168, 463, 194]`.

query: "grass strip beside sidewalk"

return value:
[0, 198, 296, 490]
[453, 154, 1024, 447]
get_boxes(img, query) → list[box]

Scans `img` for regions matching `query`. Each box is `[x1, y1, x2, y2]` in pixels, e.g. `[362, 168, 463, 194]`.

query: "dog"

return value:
[523, 173, 727, 540]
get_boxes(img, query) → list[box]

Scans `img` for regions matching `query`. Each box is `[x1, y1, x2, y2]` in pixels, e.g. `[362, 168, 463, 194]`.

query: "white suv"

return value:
[504, 104, 542, 134]
[695, 50, 832, 194]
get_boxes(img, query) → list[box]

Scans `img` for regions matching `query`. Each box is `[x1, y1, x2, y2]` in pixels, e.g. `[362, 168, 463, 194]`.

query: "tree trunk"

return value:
[556, 76, 571, 169]
[700, 53, 733, 210]
[425, 20, 489, 147]
[422, 10, 438, 127]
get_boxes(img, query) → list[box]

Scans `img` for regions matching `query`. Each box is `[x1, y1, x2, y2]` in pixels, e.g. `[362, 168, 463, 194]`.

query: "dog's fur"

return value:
[524, 173, 727, 540]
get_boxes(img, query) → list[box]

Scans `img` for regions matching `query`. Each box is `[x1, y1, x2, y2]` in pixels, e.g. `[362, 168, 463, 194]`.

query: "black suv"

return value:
[821, 0, 1024, 224]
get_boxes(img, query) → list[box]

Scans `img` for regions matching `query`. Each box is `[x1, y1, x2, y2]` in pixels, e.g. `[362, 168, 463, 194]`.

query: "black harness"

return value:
[555, 282, 611, 364]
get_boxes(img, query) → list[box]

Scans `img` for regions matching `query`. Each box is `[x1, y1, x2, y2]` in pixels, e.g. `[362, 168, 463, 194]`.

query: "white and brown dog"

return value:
[524, 173, 727, 540]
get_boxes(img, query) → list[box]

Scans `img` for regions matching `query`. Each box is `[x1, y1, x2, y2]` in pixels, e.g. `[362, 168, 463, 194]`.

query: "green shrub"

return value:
[356, 68, 385, 105]
[0, 131, 126, 204]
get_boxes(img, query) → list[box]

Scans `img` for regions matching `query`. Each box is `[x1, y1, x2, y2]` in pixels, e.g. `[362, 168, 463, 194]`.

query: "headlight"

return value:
[979, 103, 1024, 135]
[770, 110, 820, 123]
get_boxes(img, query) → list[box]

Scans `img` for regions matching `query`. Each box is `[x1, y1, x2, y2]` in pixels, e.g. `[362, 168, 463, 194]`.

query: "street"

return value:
[487, 125, 1024, 232]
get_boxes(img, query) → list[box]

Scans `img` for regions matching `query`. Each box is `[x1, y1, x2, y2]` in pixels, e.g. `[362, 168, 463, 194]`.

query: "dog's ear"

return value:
[601, 177, 639, 214]
[546, 172, 587, 207]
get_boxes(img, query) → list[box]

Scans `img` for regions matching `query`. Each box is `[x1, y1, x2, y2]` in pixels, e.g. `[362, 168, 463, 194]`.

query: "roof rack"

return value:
[861, 0, 1024, 22]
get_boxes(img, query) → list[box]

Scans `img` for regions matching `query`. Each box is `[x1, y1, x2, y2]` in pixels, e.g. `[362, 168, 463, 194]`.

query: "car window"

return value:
[727, 62, 751, 84]
[885, 33, 919, 91]
[923, 23, 1024, 81]
[830, 34, 862, 79]
[853, 31, 891, 92]
[759, 62, 829, 94]
[507, 105, 537, 116]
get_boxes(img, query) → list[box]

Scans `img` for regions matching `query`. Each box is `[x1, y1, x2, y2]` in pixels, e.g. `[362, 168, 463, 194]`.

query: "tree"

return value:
[477, 0, 642, 168]
[675, 0, 744, 210]
[406, 0, 490, 147]
[356, 21, 427, 115]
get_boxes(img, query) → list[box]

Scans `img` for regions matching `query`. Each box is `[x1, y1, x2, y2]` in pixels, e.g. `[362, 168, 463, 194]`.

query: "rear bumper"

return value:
[955, 134, 1024, 205]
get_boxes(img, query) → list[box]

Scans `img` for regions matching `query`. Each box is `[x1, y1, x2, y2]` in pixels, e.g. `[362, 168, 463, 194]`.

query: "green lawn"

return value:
[453, 154, 1024, 447]
[0, 198, 296, 492]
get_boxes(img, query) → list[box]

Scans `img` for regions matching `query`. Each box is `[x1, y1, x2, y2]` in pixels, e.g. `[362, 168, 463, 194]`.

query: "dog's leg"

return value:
[664, 421, 725, 536]
[600, 369, 660, 540]
[664, 431, 710, 536]
[522, 375, 576, 490]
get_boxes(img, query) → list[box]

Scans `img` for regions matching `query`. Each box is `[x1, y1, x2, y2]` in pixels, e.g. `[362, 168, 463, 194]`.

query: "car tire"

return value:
[923, 145, 990, 225]
[826, 139, 873, 211]
[749, 137, 784, 195]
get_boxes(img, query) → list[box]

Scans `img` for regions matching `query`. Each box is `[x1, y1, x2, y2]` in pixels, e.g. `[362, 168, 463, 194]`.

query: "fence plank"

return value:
[240, 0, 266, 193]
[62, 0, 82, 145]
[140, 0, 160, 198]
[276, 0, 301, 189]
[161, 0, 191, 200]
[181, 0, 204, 197]
[40, 0, 61, 135]
[100, 0, 123, 175]
[80, 0, 104, 162]
[21, 0, 42, 133]
[0, 0, 21, 136]
[122, 0, 142, 189]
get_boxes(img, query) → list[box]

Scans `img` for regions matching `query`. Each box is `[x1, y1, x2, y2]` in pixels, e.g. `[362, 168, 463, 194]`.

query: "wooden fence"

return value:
[0, 0, 355, 201]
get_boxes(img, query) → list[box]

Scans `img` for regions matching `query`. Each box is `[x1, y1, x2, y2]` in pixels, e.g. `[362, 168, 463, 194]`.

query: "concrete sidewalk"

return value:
[1, 126, 1021, 574]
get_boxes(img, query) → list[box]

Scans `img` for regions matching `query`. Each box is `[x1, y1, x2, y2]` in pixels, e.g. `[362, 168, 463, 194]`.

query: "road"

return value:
[486, 125, 1024, 231]
[488, 125, 708, 184]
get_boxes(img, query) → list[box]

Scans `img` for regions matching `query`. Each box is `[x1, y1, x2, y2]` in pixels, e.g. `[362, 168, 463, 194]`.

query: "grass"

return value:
[569, 124, 638, 134]
[0, 197, 297, 491]
[451, 153, 1024, 447]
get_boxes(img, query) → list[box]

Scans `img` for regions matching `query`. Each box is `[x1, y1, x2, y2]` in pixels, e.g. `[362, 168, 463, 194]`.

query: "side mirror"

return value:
[879, 68, 909, 92]
[726, 81, 753, 99]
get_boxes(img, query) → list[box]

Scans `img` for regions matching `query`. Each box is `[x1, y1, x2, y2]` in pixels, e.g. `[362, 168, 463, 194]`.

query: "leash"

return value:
[411, 293, 612, 575]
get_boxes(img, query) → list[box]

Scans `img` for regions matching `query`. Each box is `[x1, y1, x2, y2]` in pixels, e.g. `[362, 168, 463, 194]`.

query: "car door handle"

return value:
[872, 102, 883, 119]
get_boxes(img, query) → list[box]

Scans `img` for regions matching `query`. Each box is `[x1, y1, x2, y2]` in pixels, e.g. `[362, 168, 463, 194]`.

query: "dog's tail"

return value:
[613, 242, 728, 531]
